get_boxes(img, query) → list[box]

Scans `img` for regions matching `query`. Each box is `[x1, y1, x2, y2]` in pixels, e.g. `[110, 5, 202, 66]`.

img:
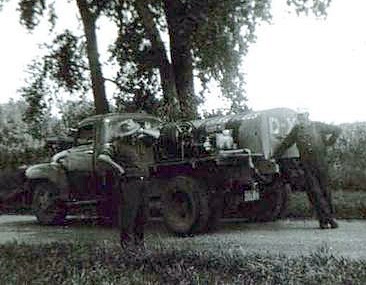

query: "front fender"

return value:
[25, 163, 69, 199]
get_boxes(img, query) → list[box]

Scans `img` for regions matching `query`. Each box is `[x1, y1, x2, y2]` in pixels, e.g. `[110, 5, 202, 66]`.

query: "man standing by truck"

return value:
[97, 119, 160, 249]
[273, 112, 341, 229]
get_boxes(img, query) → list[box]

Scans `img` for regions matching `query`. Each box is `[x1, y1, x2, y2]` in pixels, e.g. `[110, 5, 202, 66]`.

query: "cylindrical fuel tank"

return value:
[192, 108, 299, 159]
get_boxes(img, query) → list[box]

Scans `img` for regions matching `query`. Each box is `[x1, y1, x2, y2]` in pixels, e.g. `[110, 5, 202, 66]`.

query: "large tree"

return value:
[1, 0, 332, 124]
[110, 0, 270, 120]
[14, 0, 110, 117]
[109, 0, 332, 120]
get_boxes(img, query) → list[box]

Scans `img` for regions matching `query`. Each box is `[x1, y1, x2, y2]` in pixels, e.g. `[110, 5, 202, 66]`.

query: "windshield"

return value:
[102, 117, 161, 143]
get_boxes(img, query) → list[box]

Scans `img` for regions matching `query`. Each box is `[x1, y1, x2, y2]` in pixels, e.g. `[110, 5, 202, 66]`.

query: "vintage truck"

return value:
[24, 108, 301, 235]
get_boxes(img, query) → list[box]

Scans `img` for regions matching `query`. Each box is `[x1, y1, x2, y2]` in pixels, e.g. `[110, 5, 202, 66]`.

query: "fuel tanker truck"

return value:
[24, 108, 301, 236]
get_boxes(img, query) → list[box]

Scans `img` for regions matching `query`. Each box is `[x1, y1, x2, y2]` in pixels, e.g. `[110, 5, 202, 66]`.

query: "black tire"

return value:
[32, 181, 66, 225]
[161, 176, 209, 236]
[243, 179, 287, 222]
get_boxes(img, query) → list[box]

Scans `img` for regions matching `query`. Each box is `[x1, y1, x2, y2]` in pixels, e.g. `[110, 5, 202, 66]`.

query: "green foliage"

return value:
[192, 0, 271, 110]
[58, 99, 95, 130]
[108, 0, 169, 116]
[287, 190, 366, 219]
[43, 30, 89, 93]
[0, 100, 44, 147]
[5, 0, 334, 121]
[0, 98, 94, 173]
[18, 0, 46, 30]
[20, 60, 50, 139]
[110, 0, 271, 116]
[202, 105, 251, 119]
[108, 2, 163, 106]
[0, 241, 365, 284]
[21, 29, 90, 130]
[14, 0, 111, 118]
[286, 0, 332, 17]
[110, 0, 331, 116]
[327, 123, 366, 190]
[0, 0, 9, 11]
[0, 100, 53, 174]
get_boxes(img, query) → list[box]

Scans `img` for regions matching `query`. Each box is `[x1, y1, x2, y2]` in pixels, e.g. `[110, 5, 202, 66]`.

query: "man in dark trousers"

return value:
[273, 112, 341, 229]
[98, 119, 160, 249]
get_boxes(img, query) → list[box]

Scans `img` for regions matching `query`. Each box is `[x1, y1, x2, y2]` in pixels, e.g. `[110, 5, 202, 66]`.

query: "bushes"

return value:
[0, 147, 48, 212]
[327, 123, 366, 191]
[0, 147, 47, 191]
[286, 190, 366, 219]
[0, 148, 47, 170]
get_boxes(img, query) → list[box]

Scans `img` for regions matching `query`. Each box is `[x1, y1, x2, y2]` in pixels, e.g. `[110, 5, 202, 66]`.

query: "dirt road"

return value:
[0, 215, 365, 259]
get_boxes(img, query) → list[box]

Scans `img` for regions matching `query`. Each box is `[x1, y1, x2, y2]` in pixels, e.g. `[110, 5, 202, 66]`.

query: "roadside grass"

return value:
[286, 190, 366, 219]
[0, 240, 365, 285]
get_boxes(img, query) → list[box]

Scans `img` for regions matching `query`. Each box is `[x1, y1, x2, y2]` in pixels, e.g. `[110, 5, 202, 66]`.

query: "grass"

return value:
[286, 190, 366, 219]
[0, 241, 365, 284]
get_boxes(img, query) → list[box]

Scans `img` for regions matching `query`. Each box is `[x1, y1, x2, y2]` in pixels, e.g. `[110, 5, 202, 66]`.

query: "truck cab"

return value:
[25, 113, 161, 225]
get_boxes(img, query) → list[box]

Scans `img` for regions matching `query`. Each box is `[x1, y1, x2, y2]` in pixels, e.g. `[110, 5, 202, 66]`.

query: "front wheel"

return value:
[32, 181, 66, 225]
[161, 176, 210, 236]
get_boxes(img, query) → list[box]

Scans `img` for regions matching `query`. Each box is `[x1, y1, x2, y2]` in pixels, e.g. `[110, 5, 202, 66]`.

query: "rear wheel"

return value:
[32, 181, 66, 225]
[162, 176, 209, 236]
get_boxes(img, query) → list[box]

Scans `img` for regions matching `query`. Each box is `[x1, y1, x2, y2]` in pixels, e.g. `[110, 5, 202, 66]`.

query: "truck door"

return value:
[63, 123, 96, 199]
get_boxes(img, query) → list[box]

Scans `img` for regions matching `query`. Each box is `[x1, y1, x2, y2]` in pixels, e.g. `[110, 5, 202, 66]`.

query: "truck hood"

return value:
[51, 144, 92, 163]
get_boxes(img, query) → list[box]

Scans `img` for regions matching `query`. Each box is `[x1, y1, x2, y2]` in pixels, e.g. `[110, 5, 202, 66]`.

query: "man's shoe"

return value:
[319, 221, 330, 229]
[120, 238, 135, 250]
[329, 219, 339, 229]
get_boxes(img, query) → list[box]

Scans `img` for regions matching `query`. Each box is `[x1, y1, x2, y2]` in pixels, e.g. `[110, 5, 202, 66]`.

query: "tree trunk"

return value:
[164, 0, 197, 120]
[76, 0, 109, 114]
[135, 0, 181, 121]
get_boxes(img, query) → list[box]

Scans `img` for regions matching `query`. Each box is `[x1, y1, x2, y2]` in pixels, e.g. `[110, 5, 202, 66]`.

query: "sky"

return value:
[244, 0, 366, 124]
[0, 0, 365, 124]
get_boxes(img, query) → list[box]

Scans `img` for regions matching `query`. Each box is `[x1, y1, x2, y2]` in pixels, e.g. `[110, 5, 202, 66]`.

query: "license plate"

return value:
[244, 190, 260, 202]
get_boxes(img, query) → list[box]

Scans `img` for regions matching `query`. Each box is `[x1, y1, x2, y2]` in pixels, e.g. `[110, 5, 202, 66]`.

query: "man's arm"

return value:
[138, 127, 160, 139]
[272, 126, 298, 159]
[97, 142, 125, 176]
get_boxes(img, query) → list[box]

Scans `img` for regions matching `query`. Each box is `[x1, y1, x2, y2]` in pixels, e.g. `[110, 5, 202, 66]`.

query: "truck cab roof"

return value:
[78, 112, 162, 128]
